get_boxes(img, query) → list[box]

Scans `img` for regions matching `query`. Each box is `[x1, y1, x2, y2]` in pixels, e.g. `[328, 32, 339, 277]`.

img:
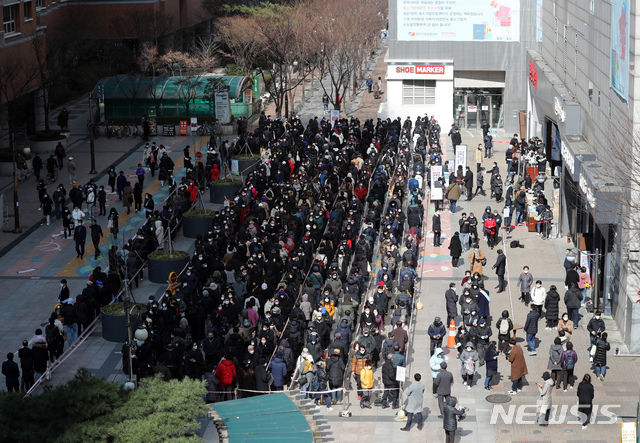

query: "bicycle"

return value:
[196, 122, 216, 136]
[45, 168, 58, 184]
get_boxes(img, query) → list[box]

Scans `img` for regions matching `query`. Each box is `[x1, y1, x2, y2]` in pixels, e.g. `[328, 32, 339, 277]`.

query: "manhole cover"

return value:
[485, 394, 512, 404]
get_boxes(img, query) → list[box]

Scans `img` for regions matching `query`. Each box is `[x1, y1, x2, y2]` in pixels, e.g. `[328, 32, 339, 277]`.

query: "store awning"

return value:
[210, 393, 314, 443]
[92, 75, 250, 101]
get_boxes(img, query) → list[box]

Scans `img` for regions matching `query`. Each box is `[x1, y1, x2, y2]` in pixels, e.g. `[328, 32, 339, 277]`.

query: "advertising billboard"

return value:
[397, 0, 520, 42]
[610, 0, 629, 100]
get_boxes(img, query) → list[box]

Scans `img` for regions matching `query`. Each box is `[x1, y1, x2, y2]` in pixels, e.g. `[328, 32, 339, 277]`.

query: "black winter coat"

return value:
[493, 254, 506, 275]
[443, 396, 464, 431]
[381, 360, 397, 386]
[564, 287, 582, 310]
[544, 289, 561, 320]
[326, 354, 346, 387]
[593, 339, 610, 366]
[448, 234, 462, 258]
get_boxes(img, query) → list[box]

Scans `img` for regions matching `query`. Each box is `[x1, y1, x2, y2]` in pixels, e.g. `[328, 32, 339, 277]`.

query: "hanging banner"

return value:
[580, 250, 591, 276]
[253, 75, 260, 99]
[330, 110, 340, 126]
[610, 0, 629, 100]
[214, 92, 231, 124]
[455, 145, 467, 172]
[231, 159, 239, 175]
[190, 117, 198, 136]
[179, 121, 188, 136]
[148, 108, 157, 136]
[431, 165, 443, 200]
[244, 90, 253, 104]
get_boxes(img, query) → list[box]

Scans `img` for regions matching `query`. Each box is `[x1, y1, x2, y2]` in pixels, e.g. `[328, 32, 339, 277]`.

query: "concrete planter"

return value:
[232, 157, 260, 176]
[29, 135, 66, 155]
[101, 306, 141, 343]
[183, 215, 214, 238]
[209, 181, 243, 204]
[147, 253, 189, 284]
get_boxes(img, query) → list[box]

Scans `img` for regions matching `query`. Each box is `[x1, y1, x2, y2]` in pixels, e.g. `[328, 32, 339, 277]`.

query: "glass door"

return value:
[453, 92, 465, 128]
[466, 94, 478, 129]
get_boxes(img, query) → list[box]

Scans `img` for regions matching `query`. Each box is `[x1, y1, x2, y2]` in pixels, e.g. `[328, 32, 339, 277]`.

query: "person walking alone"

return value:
[90, 219, 103, 260]
[400, 373, 425, 431]
[508, 338, 528, 394]
[74, 219, 87, 259]
[577, 374, 594, 429]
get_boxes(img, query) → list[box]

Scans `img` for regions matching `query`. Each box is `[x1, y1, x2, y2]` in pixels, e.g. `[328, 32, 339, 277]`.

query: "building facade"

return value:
[526, 0, 639, 351]
[387, 0, 537, 133]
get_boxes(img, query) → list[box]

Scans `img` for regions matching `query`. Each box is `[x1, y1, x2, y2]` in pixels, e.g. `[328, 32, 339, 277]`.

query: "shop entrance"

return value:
[453, 88, 504, 129]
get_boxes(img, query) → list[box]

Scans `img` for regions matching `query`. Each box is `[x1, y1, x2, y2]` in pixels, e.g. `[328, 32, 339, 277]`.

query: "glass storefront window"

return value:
[453, 88, 504, 129]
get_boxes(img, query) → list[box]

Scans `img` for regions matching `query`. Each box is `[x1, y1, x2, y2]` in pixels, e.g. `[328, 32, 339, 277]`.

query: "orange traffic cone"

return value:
[447, 319, 457, 348]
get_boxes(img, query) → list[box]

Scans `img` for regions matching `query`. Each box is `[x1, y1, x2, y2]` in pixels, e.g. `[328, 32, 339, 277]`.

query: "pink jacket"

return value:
[578, 272, 591, 289]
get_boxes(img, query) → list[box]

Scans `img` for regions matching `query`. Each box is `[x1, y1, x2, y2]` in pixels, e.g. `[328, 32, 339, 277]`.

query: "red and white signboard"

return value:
[468, 105, 477, 113]
[387, 63, 454, 80]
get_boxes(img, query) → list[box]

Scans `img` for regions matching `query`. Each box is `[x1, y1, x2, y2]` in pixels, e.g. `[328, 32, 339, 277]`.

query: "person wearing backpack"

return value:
[313, 360, 332, 411]
[495, 310, 513, 355]
[45, 316, 64, 362]
[560, 341, 577, 391]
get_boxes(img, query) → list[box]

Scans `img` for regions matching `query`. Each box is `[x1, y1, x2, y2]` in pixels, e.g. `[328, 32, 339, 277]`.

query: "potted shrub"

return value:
[29, 130, 66, 155]
[182, 209, 215, 238]
[101, 302, 146, 343]
[209, 177, 243, 204]
[147, 249, 190, 284]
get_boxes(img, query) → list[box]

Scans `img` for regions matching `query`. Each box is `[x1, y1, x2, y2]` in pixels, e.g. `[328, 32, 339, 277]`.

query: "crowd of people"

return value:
[2, 110, 609, 439]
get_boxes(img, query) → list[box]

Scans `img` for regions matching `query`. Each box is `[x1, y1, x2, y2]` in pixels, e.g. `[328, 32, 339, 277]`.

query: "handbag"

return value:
[481, 258, 487, 266]
[128, 195, 134, 203]
[590, 340, 598, 357]
[107, 219, 113, 229]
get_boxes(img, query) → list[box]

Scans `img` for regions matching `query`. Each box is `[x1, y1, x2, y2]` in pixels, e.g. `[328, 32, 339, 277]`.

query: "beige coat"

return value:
[476, 148, 484, 165]
[468, 250, 486, 275]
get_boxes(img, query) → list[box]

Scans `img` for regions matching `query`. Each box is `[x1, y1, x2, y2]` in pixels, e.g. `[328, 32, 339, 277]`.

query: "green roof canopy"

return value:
[92, 75, 250, 100]
[210, 393, 314, 442]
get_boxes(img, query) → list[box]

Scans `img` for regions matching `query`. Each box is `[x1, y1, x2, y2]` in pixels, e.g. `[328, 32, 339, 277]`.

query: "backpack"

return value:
[45, 324, 62, 344]
[310, 371, 320, 391]
[510, 240, 523, 248]
[564, 351, 575, 370]
[498, 319, 509, 336]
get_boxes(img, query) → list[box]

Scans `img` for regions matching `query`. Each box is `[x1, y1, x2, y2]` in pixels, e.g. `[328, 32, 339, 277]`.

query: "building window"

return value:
[36, 0, 43, 8]
[590, 0, 595, 14]
[588, 81, 593, 101]
[3, 5, 16, 34]
[24, 1, 32, 20]
[598, 90, 601, 107]
[402, 80, 436, 106]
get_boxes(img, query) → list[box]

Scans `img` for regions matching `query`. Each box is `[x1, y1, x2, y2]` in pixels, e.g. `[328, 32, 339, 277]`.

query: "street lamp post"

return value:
[88, 94, 98, 174]
[10, 131, 29, 234]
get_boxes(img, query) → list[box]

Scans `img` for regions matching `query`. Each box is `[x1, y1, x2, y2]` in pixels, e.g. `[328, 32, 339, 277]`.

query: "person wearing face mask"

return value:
[468, 244, 486, 276]
[544, 285, 561, 330]
[460, 342, 478, 389]
[524, 305, 541, 356]
[428, 317, 446, 356]
[460, 293, 478, 327]
[517, 266, 533, 306]
[530, 280, 546, 316]
[359, 359, 374, 409]
[352, 345, 369, 400]
[587, 311, 605, 362]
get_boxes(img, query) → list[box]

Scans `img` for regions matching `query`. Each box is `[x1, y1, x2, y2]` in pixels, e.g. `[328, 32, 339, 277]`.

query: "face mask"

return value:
[261, 340, 266, 345]
[536, 284, 541, 288]
[249, 350, 254, 354]
[563, 317, 568, 321]
[364, 310, 370, 315]
[360, 350, 365, 354]
[192, 346, 197, 350]
[524, 270, 529, 274]
[595, 316, 600, 320]
[474, 249, 479, 253]
[325, 298, 330, 303]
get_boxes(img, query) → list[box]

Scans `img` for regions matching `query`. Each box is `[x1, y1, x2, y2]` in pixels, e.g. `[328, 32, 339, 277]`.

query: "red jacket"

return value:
[215, 359, 237, 386]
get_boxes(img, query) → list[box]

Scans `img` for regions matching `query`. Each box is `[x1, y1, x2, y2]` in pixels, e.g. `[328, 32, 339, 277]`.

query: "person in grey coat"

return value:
[400, 373, 425, 431]
[434, 361, 454, 417]
[537, 372, 554, 426]
[517, 266, 533, 305]
[547, 337, 564, 388]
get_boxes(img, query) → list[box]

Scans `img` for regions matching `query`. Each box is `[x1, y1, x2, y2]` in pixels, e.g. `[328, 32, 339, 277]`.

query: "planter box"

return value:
[209, 182, 243, 204]
[233, 158, 260, 176]
[29, 136, 66, 155]
[101, 307, 141, 343]
[147, 254, 190, 284]
[183, 215, 214, 238]
[0, 162, 13, 177]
